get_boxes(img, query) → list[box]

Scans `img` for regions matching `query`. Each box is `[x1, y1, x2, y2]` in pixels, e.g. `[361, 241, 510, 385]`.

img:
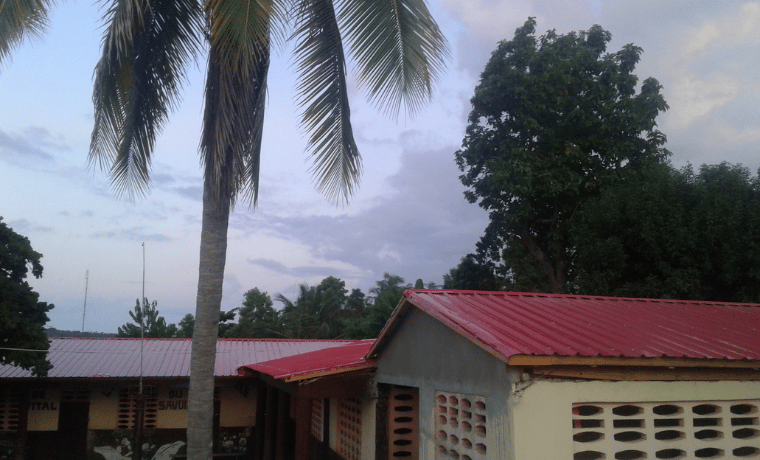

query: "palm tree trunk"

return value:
[187, 176, 230, 460]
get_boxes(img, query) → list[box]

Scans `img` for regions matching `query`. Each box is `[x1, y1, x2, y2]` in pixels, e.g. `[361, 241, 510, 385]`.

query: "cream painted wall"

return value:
[155, 386, 188, 429]
[361, 398, 376, 460]
[511, 379, 760, 460]
[219, 385, 256, 427]
[89, 388, 119, 429]
[27, 389, 59, 431]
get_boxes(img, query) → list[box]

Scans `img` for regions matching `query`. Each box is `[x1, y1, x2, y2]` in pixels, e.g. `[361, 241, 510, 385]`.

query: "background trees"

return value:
[112, 273, 431, 339]
[0, 217, 52, 376]
[572, 162, 760, 302]
[455, 18, 669, 293]
[117, 298, 178, 338]
[225, 288, 280, 338]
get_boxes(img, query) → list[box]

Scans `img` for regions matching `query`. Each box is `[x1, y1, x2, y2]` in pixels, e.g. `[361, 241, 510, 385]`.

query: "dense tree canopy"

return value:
[573, 162, 760, 302]
[226, 288, 280, 338]
[455, 18, 669, 293]
[0, 217, 52, 376]
[222, 273, 427, 340]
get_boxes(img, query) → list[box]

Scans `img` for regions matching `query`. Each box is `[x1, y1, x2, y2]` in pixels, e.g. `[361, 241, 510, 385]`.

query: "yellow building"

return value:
[0, 337, 360, 459]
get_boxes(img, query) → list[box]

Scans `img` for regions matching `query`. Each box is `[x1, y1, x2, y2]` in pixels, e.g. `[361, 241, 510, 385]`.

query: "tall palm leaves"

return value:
[0, 0, 53, 68]
[89, 0, 204, 198]
[3, 0, 447, 457]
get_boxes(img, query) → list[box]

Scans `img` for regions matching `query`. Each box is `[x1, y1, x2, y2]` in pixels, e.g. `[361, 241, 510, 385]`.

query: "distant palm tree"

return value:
[1, 0, 447, 458]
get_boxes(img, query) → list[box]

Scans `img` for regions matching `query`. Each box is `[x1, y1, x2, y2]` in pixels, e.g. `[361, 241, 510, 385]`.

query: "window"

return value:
[435, 391, 487, 460]
[572, 400, 760, 459]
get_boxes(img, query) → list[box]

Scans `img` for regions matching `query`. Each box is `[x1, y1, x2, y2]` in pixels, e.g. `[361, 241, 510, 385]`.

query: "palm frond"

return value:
[90, 0, 203, 199]
[204, 0, 285, 75]
[0, 0, 53, 69]
[201, 20, 269, 207]
[293, 0, 360, 203]
[339, 0, 448, 117]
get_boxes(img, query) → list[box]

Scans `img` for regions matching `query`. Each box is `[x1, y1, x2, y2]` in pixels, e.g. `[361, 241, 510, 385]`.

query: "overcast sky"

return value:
[2, 1, 758, 333]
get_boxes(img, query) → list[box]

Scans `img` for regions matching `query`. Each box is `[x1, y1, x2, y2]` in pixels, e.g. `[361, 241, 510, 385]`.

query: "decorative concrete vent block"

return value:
[388, 386, 419, 459]
[0, 388, 20, 432]
[572, 400, 760, 459]
[338, 398, 362, 460]
[117, 386, 159, 429]
[435, 391, 488, 460]
[311, 398, 324, 442]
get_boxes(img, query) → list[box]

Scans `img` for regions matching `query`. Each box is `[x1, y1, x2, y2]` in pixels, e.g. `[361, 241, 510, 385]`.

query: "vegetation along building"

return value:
[1, 290, 759, 460]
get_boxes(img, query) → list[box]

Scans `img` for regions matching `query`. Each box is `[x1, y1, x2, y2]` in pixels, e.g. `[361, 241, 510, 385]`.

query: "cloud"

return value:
[0, 128, 55, 165]
[681, 2, 760, 58]
[666, 73, 740, 130]
[172, 186, 203, 201]
[247, 258, 353, 280]
[248, 142, 488, 288]
[5, 218, 53, 233]
[90, 228, 172, 242]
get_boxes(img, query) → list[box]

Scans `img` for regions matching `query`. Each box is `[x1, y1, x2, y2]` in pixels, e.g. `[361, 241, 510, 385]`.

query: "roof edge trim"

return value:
[508, 355, 760, 368]
[285, 361, 377, 382]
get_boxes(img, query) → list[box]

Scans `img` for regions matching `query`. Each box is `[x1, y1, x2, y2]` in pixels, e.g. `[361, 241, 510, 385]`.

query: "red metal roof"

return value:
[0, 337, 359, 379]
[239, 339, 376, 382]
[368, 290, 760, 363]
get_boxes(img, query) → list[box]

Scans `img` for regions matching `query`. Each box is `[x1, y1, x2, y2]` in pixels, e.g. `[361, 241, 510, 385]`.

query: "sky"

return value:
[1, 1, 759, 333]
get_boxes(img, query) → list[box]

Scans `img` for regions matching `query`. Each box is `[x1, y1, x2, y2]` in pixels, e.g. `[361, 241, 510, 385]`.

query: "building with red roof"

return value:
[0, 337, 363, 459]
[369, 290, 760, 460]
[2, 290, 760, 460]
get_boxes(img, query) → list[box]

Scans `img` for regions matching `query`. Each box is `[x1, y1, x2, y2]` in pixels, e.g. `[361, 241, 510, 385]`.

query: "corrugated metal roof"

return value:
[369, 290, 760, 363]
[239, 339, 376, 382]
[0, 337, 358, 379]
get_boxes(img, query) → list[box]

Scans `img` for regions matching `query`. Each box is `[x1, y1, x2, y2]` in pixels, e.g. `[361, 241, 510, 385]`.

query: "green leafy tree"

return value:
[455, 18, 669, 293]
[1, 0, 448, 454]
[0, 218, 52, 376]
[217, 308, 238, 337]
[117, 298, 178, 338]
[175, 310, 240, 337]
[278, 276, 349, 338]
[225, 288, 282, 338]
[176, 313, 195, 338]
[343, 273, 407, 338]
[345, 288, 366, 315]
[572, 162, 760, 302]
[443, 254, 507, 291]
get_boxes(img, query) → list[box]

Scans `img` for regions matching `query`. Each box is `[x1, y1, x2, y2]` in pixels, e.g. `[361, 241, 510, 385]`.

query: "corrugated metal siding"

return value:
[0, 338, 357, 379]
[393, 290, 760, 361]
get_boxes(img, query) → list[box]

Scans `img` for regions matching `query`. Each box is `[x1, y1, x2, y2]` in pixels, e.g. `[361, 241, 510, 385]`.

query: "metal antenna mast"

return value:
[81, 270, 89, 332]
[140, 242, 145, 393]
[135, 242, 146, 460]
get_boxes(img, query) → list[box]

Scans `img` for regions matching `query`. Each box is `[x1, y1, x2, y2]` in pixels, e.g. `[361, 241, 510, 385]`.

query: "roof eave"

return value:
[508, 355, 760, 368]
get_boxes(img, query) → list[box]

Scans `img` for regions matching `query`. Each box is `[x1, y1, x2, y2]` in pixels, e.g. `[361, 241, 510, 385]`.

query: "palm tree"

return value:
[1, 0, 447, 458]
